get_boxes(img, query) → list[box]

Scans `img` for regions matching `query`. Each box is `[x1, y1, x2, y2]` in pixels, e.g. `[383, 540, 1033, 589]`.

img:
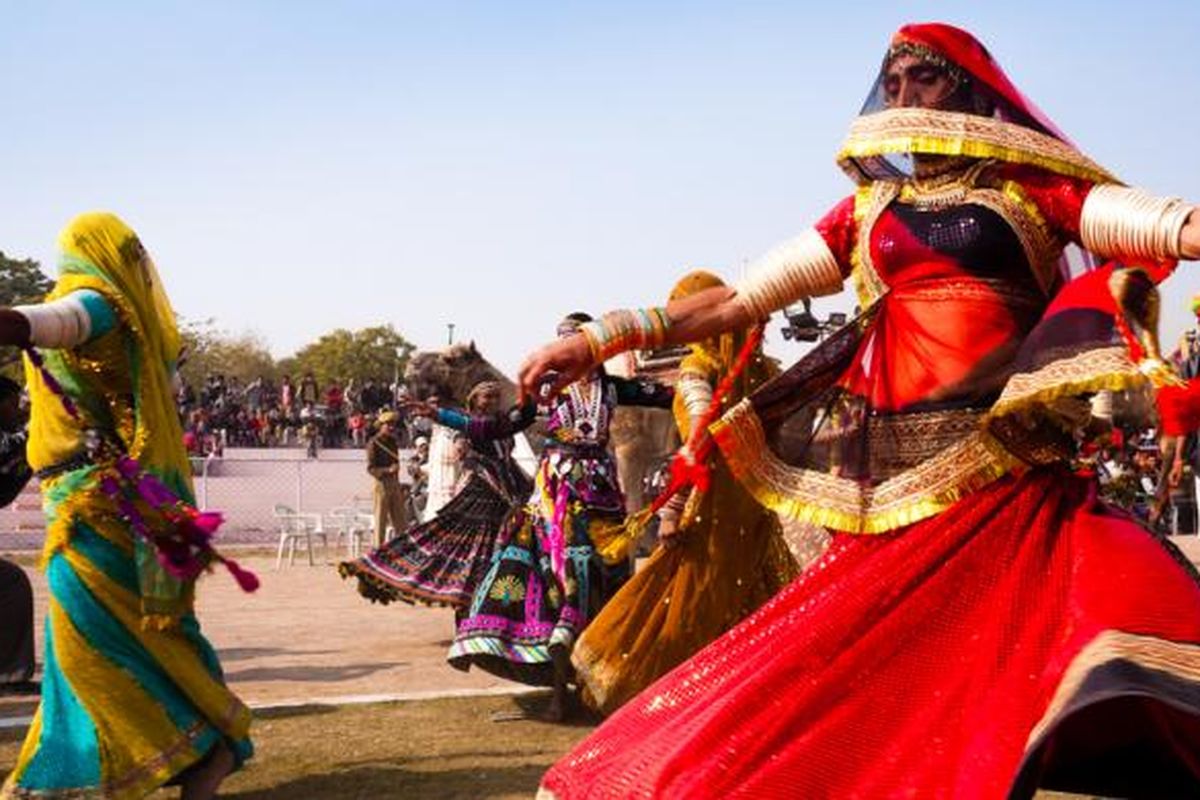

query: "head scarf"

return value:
[30, 212, 186, 477]
[465, 380, 502, 412]
[838, 23, 1117, 186]
[557, 312, 593, 338]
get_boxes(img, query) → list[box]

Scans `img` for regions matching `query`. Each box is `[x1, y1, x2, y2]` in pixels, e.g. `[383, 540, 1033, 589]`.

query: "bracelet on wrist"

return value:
[579, 307, 671, 363]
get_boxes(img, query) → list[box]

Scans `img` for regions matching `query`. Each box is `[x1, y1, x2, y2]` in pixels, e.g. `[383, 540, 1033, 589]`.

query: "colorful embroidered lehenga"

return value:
[449, 370, 672, 686]
[339, 402, 535, 609]
[2, 214, 252, 799]
[571, 271, 799, 715]
[539, 24, 1200, 799]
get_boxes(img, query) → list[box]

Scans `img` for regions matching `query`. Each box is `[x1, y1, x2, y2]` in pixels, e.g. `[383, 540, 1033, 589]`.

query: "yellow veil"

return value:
[27, 212, 188, 485]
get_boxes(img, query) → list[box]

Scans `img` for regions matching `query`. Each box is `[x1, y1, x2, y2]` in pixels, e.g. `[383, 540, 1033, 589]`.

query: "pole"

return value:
[447, 323, 455, 346]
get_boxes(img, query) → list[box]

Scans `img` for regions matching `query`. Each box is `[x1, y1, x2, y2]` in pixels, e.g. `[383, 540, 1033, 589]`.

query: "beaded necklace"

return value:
[567, 375, 605, 439]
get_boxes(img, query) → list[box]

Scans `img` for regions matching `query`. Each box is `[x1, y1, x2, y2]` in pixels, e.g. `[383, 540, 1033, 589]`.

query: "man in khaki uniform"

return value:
[367, 411, 408, 546]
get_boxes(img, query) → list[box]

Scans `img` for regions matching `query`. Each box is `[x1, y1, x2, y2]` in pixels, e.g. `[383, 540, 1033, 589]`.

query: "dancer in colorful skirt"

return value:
[522, 24, 1200, 799]
[571, 270, 799, 716]
[340, 381, 535, 609]
[449, 313, 673, 721]
[1, 212, 253, 800]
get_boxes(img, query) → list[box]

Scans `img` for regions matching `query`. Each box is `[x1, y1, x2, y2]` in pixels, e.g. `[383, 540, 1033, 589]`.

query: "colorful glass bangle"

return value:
[578, 307, 671, 364]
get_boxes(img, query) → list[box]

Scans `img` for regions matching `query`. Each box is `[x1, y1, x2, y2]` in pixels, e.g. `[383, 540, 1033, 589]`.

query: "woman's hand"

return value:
[1170, 458, 1185, 488]
[0, 309, 32, 349]
[517, 334, 593, 401]
[657, 510, 682, 548]
[1182, 209, 1200, 260]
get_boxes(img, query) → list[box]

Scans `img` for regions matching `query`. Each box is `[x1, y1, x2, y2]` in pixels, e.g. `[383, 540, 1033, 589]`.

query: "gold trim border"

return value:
[711, 400, 1024, 534]
[1027, 629, 1200, 749]
[838, 109, 1118, 187]
[987, 346, 1144, 421]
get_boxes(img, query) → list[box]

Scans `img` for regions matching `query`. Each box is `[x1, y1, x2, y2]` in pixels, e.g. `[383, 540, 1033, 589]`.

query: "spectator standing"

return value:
[361, 379, 385, 414]
[244, 376, 265, 413]
[300, 404, 320, 459]
[280, 374, 295, 415]
[367, 410, 408, 547]
[298, 371, 320, 407]
[349, 410, 368, 447]
[325, 379, 345, 448]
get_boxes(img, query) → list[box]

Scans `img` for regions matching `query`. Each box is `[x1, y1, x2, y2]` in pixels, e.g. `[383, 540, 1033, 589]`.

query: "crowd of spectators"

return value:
[178, 372, 414, 457]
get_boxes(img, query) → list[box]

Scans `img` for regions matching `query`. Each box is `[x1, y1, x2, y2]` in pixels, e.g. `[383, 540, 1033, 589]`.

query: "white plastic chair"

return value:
[273, 503, 327, 568]
[326, 507, 375, 559]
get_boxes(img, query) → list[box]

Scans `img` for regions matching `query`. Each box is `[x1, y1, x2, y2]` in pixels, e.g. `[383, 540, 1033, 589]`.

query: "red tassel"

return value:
[1157, 378, 1200, 437]
[646, 327, 763, 516]
[220, 557, 261, 593]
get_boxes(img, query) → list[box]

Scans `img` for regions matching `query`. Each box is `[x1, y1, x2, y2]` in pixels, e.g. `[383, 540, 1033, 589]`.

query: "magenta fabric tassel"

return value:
[191, 511, 223, 535]
[221, 557, 261, 592]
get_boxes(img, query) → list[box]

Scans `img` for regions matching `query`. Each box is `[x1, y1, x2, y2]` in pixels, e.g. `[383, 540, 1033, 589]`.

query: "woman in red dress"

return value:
[522, 23, 1200, 799]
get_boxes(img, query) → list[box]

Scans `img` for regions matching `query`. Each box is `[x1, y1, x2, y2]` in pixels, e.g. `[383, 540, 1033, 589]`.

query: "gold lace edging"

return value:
[849, 183, 895, 310]
[1027, 629, 1200, 750]
[986, 346, 1145, 422]
[711, 400, 1024, 535]
[838, 109, 1118, 187]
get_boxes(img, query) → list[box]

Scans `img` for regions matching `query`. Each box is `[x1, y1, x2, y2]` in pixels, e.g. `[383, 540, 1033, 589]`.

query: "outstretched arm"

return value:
[519, 228, 845, 399]
[407, 399, 537, 443]
[0, 290, 117, 350]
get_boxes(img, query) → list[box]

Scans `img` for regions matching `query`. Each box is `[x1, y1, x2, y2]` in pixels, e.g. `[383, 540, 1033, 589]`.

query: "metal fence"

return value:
[0, 448, 416, 551]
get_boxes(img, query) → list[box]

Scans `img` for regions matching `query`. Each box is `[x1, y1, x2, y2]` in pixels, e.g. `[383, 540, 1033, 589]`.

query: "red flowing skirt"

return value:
[539, 469, 1200, 799]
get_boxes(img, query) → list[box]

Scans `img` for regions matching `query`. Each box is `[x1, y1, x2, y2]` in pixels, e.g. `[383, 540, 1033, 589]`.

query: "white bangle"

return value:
[1080, 184, 1195, 261]
[14, 295, 93, 348]
[734, 228, 843, 321]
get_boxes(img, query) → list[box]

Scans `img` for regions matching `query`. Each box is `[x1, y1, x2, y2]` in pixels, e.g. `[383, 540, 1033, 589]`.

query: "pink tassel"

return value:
[220, 557, 261, 593]
[548, 475, 570, 584]
[189, 511, 223, 535]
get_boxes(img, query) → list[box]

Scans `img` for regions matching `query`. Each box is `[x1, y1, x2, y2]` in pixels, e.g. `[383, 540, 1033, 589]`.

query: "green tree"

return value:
[291, 325, 415, 387]
[0, 252, 54, 306]
[179, 319, 277, 388]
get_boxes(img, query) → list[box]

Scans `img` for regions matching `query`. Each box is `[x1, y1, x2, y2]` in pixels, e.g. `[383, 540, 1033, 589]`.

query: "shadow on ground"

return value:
[223, 662, 407, 683]
[217, 647, 337, 662]
[506, 693, 603, 729]
[224, 762, 550, 799]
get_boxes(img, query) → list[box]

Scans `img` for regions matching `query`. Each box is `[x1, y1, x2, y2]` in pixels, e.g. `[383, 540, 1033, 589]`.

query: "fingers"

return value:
[517, 356, 540, 403]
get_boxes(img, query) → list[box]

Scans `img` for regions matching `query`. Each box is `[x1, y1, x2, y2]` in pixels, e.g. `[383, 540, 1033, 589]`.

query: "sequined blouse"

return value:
[816, 160, 1092, 413]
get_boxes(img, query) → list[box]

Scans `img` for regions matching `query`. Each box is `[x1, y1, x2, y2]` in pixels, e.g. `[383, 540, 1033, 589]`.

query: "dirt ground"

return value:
[0, 549, 520, 717]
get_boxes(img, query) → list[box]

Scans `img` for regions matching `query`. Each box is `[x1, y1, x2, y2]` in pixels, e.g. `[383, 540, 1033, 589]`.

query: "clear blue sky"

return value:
[2, 1, 1198, 376]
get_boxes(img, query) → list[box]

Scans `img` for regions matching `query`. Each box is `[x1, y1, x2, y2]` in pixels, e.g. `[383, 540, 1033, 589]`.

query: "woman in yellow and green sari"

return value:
[571, 270, 799, 715]
[0, 212, 252, 800]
